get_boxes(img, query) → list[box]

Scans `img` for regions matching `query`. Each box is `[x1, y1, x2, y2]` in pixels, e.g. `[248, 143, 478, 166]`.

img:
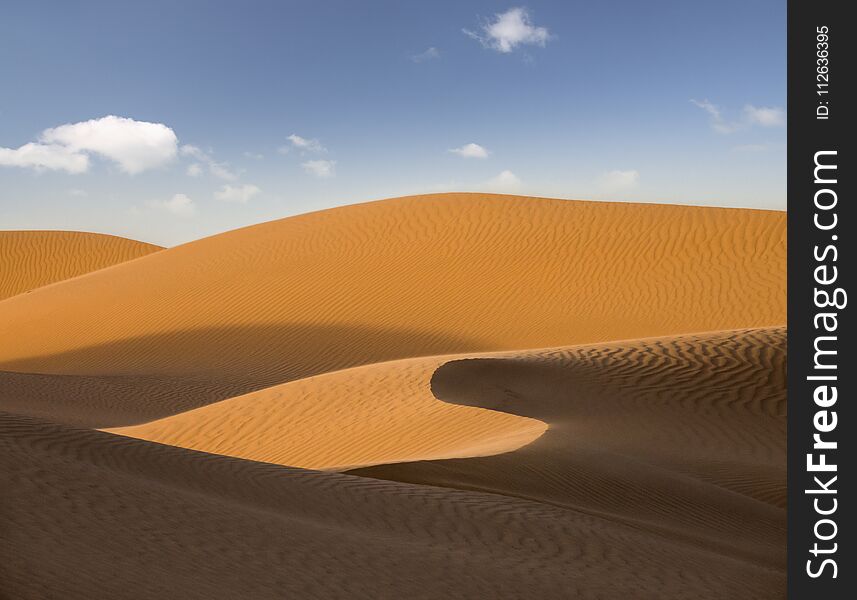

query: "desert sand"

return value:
[0, 193, 786, 599]
[0, 230, 161, 300]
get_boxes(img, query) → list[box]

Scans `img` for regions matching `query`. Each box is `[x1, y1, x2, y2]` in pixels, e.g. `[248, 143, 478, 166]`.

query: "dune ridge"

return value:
[105, 355, 547, 471]
[0, 230, 161, 300]
[0, 194, 784, 382]
[353, 327, 786, 569]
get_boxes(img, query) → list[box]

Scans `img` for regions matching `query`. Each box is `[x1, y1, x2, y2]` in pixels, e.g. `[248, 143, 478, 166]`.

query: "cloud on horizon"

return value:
[0, 115, 178, 174]
[598, 169, 640, 194]
[464, 7, 551, 53]
[482, 169, 522, 192]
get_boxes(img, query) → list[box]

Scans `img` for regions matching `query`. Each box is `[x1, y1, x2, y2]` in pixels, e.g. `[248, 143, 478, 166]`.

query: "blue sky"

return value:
[0, 0, 785, 246]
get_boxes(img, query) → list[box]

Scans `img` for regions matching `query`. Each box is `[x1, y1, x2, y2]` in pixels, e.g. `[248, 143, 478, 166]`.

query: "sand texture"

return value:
[0, 230, 161, 300]
[0, 194, 786, 599]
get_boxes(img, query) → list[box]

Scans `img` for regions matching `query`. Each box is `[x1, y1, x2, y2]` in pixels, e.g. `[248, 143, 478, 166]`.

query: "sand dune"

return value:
[0, 194, 784, 386]
[106, 355, 547, 470]
[1, 412, 784, 600]
[0, 230, 161, 301]
[0, 195, 786, 599]
[354, 328, 786, 571]
[0, 370, 262, 428]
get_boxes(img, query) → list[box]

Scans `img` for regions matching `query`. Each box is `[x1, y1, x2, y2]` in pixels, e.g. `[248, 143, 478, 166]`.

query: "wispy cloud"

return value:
[215, 183, 261, 203]
[0, 115, 177, 174]
[411, 47, 440, 63]
[743, 105, 785, 127]
[149, 193, 196, 217]
[464, 7, 551, 53]
[691, 99, 785, 133]
[598, 169, 640, 194]
[301, 159, 336, 178]
[449, 142, 489, 159]
[286, 133, 326, 154]
[482, 169, 522, 191]
[180, 144, 238, 181]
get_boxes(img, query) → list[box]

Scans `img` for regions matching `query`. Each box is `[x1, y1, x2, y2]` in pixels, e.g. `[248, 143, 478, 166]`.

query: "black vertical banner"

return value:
[788, 0, 854, 597]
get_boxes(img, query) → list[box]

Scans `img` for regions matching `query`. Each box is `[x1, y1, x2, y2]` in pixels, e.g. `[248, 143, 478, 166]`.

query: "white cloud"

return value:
[464, 7, 551, 53]
[243, 151, 264, 160]
[411, 47, 440, 62]
[150, 193, 196, 217]
[692, 99, 785, 133]
[690, 99, 737, 134]
[179, 144, 206, 160]
[215, 183, 261, 203]
[68, 188, 88, 197]
[301, 159, 336, 178]
[287, 134, 325, 153]
[208, 161, 238, 181]
[1, 116, 177, 174]
[180, 144, 238, 180]
[598, 169, 640, 193]
[483, 169, 522, 191]
[449, 142, 489, 159]
[43, 115, 177, 173]
[0, 142, 89, 173]
[743, 105, 785, 127]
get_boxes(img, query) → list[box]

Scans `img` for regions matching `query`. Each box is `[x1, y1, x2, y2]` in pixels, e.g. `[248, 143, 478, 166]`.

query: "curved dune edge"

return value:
[352, 327, 786, 570]
[0, 230, 162, 301]
[0, 194, 785, 381]
[1, 412, 783, 599]
[104, 354, 548, 471]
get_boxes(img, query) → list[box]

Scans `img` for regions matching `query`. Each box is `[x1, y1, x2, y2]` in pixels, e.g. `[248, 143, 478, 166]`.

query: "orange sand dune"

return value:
[104, 327, 785, 577]
[0, 230, 161, 301]
[354, 327, 786, 572]
[0, 370, 262, 428]
[0, 195, 788, 599]
[106, 355, 547, 470]
[0, 194, 784, 387]
[1, 412, 784, 599]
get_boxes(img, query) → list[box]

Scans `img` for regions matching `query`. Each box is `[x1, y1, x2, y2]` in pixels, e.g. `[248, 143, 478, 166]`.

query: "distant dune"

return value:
[0, 194, 784, 385]
[0, 230, 161, 301]
[0, 194, 786, 599]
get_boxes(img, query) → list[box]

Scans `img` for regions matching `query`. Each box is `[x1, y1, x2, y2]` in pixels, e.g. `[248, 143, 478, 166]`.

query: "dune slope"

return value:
[106, 355, 547, 470]
[0, 230, 161, 300]
[353, 328, 786, 572]
[1, 412, 784, 600]
[0, 194, 785, 390]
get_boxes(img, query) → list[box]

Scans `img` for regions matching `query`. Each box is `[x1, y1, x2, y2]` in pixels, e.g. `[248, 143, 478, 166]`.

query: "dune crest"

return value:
[106, 355, 548, 471]
[0, 230, 161, 301]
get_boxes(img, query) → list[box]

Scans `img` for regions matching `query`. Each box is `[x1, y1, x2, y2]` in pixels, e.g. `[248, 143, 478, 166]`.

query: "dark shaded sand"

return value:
[1, 411, 782, 599]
